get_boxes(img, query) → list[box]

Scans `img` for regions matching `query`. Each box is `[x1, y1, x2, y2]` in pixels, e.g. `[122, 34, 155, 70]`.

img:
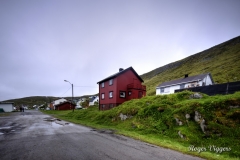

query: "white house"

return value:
[53, 98, 67, 105]
[75, 98, 86, 109]
[156, 73, 214, 95]
[52, 98, 67, 110]
[89, 96, 99, 106]
[0, 102, 14, 112]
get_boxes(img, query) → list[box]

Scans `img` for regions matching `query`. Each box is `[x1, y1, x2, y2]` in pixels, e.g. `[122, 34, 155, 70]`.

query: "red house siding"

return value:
[55, 102, 76, 110]
[97, 67, 146, 111]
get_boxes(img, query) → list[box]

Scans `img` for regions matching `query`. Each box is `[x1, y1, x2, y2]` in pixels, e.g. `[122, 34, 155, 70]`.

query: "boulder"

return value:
[189, 93, 203, 99]
[175, 118, 183, 126]
[200, 119, 207, 133]
[118, 113, 133, 121]
[194, 111, 201, 122]
[185, 114, 190, 119]
[178, 131, 186, 139]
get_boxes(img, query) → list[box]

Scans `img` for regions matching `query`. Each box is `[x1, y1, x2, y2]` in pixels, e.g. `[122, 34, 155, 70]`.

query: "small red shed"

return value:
[54, 101, 76, 110]
[97, 67, 146, 110]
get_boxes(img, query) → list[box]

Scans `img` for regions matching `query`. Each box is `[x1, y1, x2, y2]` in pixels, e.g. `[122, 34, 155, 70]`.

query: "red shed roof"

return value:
[97, 66, 144, 84]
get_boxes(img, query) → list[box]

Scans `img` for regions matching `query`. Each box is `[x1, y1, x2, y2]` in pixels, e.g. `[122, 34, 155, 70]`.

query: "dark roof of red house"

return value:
[97, 66, 144, 84]
[55, 101, 76, 107]
[156, 73, 214, 88]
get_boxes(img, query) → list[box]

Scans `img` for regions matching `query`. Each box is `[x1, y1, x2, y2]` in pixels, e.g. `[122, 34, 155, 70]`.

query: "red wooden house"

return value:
[54, 101, 76, 110]
[97, 67, 146, 110]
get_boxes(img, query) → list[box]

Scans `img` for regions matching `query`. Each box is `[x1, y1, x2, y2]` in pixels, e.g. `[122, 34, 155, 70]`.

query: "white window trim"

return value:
[101, 93, 105, 99]
[109, 91, 113, 98]
[109, 79, 113, 85]
[120, 91, 126, 98]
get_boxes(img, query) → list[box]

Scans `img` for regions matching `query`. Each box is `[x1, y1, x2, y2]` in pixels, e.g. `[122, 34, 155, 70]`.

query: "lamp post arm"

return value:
[64, 80, 74, 112]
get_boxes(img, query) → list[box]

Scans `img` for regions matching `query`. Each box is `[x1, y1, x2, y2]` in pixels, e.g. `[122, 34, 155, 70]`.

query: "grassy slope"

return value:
[43, 91, 240, 160]
[141, 36, 240, 96]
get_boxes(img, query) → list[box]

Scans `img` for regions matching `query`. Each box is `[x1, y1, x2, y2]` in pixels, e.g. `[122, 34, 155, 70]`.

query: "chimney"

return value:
[184, 74, 188, 78]
[119, 68, 124, 72]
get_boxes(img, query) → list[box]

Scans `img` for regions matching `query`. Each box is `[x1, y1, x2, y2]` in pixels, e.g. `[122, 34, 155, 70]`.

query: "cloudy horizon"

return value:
[1, 0, 240, 101]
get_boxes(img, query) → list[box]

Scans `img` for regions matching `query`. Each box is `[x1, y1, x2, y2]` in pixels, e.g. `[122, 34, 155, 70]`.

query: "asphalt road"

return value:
[0, 110, 204, 160]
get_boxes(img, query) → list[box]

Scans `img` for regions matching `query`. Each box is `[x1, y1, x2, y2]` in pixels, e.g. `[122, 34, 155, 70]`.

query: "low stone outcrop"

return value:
[229, 105, 240, 109]
[194, 111, 201, 122]
[185, 114, 190, 119]
[178, 131, 186, 139]
[194, 111, 208, 133]
[175, 118, 183, 126]
[200, 119, 207, 133]
[189, 93, 203, 99]
[119, 113, 133, 121]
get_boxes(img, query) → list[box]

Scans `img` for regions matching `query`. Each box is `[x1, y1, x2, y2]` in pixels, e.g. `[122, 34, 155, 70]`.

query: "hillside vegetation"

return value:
[3, 96, 58, 107]
[3, 95, 96, 107]
[141, 36, 240, 96]
[44, 91, 240, 160]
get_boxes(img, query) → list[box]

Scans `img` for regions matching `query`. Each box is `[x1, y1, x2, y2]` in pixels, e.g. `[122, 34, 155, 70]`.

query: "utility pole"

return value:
[64, 80, 74, 112]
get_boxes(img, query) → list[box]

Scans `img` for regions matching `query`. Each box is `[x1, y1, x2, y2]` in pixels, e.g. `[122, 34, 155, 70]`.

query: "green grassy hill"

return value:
[141, 36, 240, 96]
[43, 91, 240, 160]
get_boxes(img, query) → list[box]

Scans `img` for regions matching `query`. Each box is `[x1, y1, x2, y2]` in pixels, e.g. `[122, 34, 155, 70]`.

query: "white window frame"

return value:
[109, 79, 113, 85]
[101, 82, 104, 88]
[109, 91, 113, 98]
[120, 91, 126, 98]
[101, 93, 105, 99]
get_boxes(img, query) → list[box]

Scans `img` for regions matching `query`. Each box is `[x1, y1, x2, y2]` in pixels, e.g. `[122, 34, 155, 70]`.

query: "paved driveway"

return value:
[0, 110, 204, 160]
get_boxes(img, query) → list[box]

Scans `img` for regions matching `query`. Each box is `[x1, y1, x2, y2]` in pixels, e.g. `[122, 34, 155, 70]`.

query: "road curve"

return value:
[0, 110, 204, 160]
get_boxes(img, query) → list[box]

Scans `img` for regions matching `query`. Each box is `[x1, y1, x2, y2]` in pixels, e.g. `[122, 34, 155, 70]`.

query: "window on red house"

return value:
[101, 93, 105, 99]
[109, 79, 113, 85]
[120, 91, 126, 98]
[109, 91, 113, 98]
[109, 104, 113, 108]
[101, 82, 104, 88]
[128, 91, 131, 95]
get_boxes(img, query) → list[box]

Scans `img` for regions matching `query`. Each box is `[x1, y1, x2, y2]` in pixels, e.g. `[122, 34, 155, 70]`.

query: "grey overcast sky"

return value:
[0, 0, 240, 101]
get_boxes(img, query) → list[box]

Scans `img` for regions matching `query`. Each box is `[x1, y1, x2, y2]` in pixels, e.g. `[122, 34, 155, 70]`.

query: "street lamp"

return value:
[64, 80, 74, 112]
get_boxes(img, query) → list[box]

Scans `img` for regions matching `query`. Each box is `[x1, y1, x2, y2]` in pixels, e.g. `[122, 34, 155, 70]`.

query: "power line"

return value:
[60, 86, 71, 97]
